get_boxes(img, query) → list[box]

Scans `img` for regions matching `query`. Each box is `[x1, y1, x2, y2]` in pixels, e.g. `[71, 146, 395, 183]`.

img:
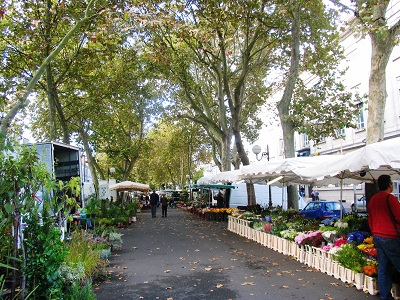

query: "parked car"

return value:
[351, 196, 366, 212]
[300, 201, 346, 220]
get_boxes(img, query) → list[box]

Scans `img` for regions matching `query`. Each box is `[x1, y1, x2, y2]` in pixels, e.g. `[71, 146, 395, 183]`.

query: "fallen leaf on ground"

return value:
[205, 267, 213, 271]
[216, 284, 224, 288]
[164, 270, 171, 273]
[241, 282, 256, 286]
[330, 283, 339, 286]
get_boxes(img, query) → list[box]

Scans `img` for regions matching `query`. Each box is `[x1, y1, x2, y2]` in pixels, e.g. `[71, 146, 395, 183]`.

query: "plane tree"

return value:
[0, 0, 118, 142]
[130, 0, 283, 174]
[330, 0, 400, 144]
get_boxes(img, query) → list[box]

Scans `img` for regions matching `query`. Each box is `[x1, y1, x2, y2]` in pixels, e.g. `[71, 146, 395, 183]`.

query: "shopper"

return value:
[368, 174, 400, 300]
[149, 190, 159, 218]
[160, 193, 168, 217]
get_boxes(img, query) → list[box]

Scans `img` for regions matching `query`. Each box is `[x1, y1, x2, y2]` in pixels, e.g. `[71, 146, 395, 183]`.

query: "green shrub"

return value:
[334, 243, 367, 273]
[23, 213, 68, 299]
[63, 279, 96, 300]
[64, 231, 102, 279]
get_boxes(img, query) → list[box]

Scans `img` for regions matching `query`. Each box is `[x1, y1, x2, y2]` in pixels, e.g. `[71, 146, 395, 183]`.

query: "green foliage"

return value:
[63, 280, 97, 300]
[342, 213, 368, 232]
[23, 213, 68, 300]
[63, 231, 102, 279]
[334, 243, 367, 273]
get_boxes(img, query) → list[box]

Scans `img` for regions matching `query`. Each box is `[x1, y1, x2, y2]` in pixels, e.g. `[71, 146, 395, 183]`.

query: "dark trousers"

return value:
[162, 205, 167, 217]
[151, 204, 157, 217]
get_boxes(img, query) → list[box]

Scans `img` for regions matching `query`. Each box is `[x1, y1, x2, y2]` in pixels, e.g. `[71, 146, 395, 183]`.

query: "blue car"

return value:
[300, 201, 346, 220]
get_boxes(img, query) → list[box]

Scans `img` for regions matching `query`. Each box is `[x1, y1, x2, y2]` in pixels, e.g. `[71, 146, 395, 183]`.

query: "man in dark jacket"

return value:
[160, 193, 168, 217]
[150, 190, 159, 218]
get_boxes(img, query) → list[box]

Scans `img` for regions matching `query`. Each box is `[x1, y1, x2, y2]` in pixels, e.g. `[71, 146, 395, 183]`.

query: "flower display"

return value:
[347, 231, 370, 243]
[321, 245, 331, 252]
[263, 223, 272, 233]
[280, 229, 300, 241]
[334, 243, 367, 273]
[203, 208, 238, 214]
[363, 261, 378, 277]
[294, 230, 324, 247]
[333, 236, 348, 248]
[321, 230, 338, 244]
[334, 220, 348, 229]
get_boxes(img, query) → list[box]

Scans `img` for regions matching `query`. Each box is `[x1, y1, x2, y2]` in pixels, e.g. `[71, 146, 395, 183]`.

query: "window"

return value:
[332, 203, 341, 211]
[356, 103, 365, 130]
[397, 75, 400, 100]
[279, 139, 284, 155]
[335, 128, 346, 138]
[302, 133, 309, 148]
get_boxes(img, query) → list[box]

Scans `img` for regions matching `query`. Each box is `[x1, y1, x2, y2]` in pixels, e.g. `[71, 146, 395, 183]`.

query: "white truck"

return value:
[226, 183, 307, 209]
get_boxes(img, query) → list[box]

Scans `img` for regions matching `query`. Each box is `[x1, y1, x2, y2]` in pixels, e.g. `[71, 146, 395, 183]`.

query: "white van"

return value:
[227, 183, 284, 208]
[226, 183, 307, 209]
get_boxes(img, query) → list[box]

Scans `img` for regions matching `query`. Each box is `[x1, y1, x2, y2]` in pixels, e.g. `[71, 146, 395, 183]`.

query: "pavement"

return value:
[94, 207, 379, 300]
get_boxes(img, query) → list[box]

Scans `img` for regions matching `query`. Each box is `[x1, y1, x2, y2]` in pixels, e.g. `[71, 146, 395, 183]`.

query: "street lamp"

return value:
[252, 144, 269, 161]
[186, 174, 192, 202]
[252, 144, 272, 207]
[108, 167, 115, 183]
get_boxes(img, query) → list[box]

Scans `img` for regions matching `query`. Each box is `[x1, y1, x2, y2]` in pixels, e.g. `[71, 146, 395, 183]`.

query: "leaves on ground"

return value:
[241, 282, 256, 286]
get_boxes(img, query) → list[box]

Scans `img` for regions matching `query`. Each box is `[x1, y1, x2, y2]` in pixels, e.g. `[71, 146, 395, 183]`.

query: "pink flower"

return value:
[333, 237, 348, 247]
[263, 223, 272, 233]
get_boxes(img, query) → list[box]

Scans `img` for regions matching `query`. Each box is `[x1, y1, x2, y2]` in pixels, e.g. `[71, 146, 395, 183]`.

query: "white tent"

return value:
[240, 156, 344, 186]
[211, 169, 242, 183]
[298, 137, 400, 185]
[197, 175, 213, 185]
[240, 138, 400, 187]
[109, 181, 150, 192]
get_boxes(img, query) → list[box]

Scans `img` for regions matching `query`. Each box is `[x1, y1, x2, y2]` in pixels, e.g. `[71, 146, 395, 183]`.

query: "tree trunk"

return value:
[366, 33, 394, 144]
[45, 65, 58, 141]
[79, 128, 99, 198]
[276, 4, 301, 210]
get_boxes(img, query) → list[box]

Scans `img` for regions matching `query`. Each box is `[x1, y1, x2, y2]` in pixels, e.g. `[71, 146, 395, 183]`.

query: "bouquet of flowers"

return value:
[280, 229, 300, 241]
[347, 231, 370, 243]
[294, 231, 324, 247]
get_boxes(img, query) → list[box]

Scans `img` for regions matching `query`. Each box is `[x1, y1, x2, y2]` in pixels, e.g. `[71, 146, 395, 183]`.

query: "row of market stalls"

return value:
[198, 137, 400, 203]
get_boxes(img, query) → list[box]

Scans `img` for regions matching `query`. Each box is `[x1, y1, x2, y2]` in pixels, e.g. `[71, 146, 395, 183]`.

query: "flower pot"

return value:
[392, 283, 400, 299]
[304, 245, 313, 267]
[363, 275, 379, 295]
[332, 261, 341, 279]
[353, 272, 365, 290]
[264, 233, 272, 248]
[297, 245, 306, 264]
[341, 267, 354, 284]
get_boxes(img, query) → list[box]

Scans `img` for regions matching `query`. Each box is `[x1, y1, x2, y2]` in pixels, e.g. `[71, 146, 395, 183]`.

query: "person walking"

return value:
[149, 190, 159, 218]
[368, 174, 400, 300]
[160, 193, 168, 217]
[215, 191, 224, 208]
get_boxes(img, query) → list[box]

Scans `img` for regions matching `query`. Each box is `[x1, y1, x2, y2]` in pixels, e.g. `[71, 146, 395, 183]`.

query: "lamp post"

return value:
[252, 144, 269, 161]
[186, 174, 192, 202]
[107, 167, 115, 183]
[80, 154, 86, 201]
[252, 144, 272, 207]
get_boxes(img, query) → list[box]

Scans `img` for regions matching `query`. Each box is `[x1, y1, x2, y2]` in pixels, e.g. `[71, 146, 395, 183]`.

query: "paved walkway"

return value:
[94, 208, 379, 300]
